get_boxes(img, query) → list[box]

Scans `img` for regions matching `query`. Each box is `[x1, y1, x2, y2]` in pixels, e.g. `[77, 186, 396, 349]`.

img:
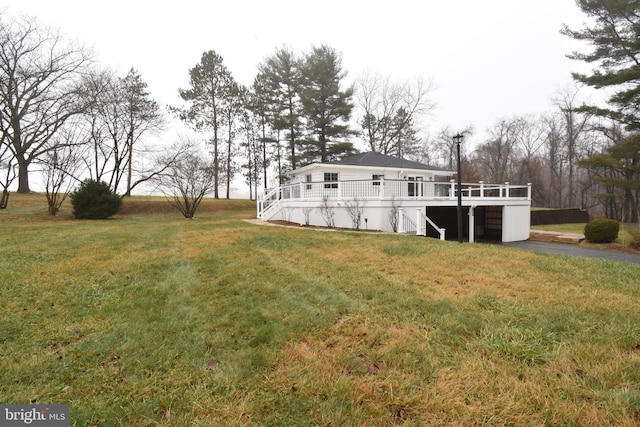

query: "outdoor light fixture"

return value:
[453, 133, 464, 243]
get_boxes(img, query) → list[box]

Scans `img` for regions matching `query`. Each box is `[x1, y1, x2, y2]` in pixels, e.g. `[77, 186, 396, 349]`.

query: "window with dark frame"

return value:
[372, 174, 384, 186]
[324, 172, 338, 189]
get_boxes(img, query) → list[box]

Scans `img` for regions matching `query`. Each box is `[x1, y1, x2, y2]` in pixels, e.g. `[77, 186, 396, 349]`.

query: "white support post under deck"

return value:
[468, 206, 475, 243]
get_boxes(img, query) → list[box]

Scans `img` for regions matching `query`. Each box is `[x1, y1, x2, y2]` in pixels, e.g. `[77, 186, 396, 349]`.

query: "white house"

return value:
[257, 152, 531, 242]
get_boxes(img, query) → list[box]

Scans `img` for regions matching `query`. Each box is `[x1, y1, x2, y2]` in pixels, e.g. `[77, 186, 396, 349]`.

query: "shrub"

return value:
[70, 179, 122, 219]
[584, 218, 619, 243]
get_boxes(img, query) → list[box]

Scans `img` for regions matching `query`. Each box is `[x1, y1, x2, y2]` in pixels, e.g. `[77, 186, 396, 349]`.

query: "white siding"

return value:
[290, 166, 437, 183]
[502, 205, 531, 242]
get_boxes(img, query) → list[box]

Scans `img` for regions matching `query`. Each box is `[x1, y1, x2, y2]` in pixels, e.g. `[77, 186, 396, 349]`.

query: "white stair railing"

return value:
[257, 187, 281, 219]
[398, 208, 445, 240]
[397, 208, 417, 234]
[416, 208, 446, 240]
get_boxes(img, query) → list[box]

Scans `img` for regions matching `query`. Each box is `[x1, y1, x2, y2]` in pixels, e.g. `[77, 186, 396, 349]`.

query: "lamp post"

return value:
[453, 133, 464, 243]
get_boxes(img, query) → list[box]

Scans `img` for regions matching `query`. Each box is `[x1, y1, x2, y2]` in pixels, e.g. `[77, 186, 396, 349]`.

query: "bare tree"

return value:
[0, 14, 92, 195]
[355, 70, 435, 157]
[472, 117, 523, 183]
[302, 207, 312, 226]
[0, 139, 17, 209]
[41, 127, 85, 216]
[317, 196, 335, 228]
[418, 125, 475, 172]
[552, 87, 591, 208]
[344, 197, 365, 230]
[388, 196, 399, 232]
[77, 68, 164, 195]
[156, 143, 216, 219]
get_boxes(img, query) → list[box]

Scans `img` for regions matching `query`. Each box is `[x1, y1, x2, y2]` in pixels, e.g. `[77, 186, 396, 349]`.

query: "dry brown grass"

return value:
[1, 193, 639, 426]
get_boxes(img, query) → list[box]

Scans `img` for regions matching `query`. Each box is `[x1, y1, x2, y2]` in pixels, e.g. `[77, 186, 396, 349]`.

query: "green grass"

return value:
[531, 223, 588, 234]
[533, 222, 640, 250]
[1, 194, 640, 426]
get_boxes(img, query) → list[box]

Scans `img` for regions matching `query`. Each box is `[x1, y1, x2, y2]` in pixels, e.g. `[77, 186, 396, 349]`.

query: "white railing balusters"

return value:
[257, 179, 531, 220]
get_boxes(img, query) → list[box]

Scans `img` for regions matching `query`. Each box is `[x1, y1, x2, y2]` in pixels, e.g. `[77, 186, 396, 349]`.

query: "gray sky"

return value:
[3, 0, 592, 139]
[2, 0, 594, 194]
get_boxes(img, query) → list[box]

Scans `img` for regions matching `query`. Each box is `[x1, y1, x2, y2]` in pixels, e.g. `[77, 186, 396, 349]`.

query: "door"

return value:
[407, 177, 423, 197]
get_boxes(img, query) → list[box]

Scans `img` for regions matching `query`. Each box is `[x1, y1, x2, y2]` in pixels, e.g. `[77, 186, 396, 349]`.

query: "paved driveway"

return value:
[503, 241, 640, 265]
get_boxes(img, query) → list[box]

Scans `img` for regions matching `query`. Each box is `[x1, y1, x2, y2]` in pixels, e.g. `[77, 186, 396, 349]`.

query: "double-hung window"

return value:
[324, 172, 338, 189]
[372, 174, 384, 186]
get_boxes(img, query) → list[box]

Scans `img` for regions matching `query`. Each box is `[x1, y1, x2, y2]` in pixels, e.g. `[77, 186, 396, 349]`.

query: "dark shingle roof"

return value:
[331, 152, 451, 172]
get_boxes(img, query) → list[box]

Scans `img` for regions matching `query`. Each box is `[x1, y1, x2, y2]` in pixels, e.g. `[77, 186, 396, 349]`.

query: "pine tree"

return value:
[299, 45, 355, 164]
[562, 0, 640, 129]
[563, 0, 640, 220]
[172, 51, 235, 198]
[258, 47, 303, 171]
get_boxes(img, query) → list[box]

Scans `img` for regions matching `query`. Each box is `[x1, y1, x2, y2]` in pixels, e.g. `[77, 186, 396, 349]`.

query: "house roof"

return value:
[330, 152, 452, 172]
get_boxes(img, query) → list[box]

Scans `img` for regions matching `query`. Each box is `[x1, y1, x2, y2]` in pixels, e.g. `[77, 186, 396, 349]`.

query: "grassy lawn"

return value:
[533, 222, 640, 251]
[1, 194, 639, 426]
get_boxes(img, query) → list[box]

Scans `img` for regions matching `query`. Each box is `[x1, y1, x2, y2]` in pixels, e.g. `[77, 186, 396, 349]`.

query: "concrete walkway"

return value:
[503, 240, 640, 265]
[529, 230, 585, 244]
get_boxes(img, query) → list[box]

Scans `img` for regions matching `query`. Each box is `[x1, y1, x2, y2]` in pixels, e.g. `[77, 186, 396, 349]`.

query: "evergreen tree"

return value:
[172, 51, 235, 198]
[120, 68, 164, 196]
[258, 47, 302, 171]
[249, 74, 275, 188]
[562, 0, 640, 129]
[578, 134, 640, 222]
[388, 107, 420, 159]
[299, 45, 355, 164]
[563, 0, 640, 220]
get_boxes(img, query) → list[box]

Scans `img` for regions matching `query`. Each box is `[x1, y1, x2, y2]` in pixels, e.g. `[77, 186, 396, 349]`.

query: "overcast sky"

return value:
[2, 0, 595, 195]
[3, 0, 593, 141]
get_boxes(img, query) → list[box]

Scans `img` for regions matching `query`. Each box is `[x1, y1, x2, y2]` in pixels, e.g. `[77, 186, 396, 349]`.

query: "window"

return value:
[324, 172, 338, 189]
[408, 176, 424, 197]
[305, 174, 312, 190]
[372, 174, 384, 186]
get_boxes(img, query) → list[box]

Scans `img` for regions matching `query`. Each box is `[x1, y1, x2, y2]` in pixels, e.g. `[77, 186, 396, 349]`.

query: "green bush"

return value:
[70, 179, 122, 219]
[584, 218, 619, 243]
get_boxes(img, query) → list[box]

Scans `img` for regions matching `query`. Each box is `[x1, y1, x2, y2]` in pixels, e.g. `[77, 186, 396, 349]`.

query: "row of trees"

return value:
[168, 46, 436, 201]
[2, 1, 639, 222]
[0, 13, 177, 212]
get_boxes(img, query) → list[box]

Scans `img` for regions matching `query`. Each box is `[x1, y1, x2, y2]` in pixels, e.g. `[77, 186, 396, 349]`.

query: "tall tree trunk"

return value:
[125, 140, 133, 197]
[213, 105, 219, 199]
[262, 122, 268, 189]
[226, 114, 232, 199]
[17, 157, 31, 193]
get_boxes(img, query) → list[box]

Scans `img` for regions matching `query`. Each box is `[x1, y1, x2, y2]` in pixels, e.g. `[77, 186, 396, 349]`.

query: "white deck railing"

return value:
[257, 179, 531, 223]
[258, 179, 530, 210]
